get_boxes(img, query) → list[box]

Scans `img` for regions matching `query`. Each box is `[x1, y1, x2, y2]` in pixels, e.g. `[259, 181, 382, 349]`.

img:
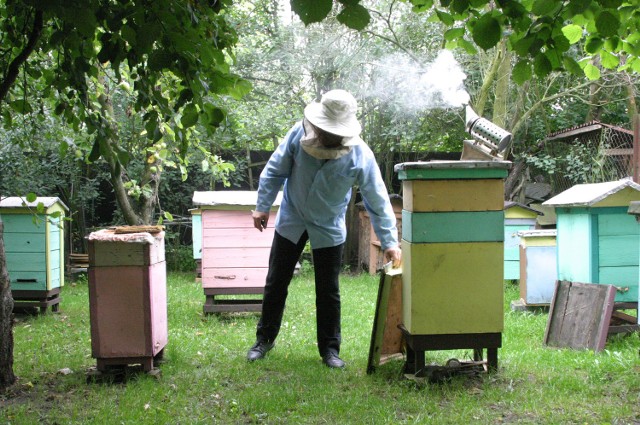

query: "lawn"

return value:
[1, 269, 639, 424]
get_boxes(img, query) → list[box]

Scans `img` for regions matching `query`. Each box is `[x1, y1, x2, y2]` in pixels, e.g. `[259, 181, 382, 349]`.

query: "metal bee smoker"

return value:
[461, 105, 512, 161]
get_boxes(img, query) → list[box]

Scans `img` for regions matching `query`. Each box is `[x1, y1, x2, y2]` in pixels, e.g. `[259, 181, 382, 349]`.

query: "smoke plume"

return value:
[366, 50, 470, 113]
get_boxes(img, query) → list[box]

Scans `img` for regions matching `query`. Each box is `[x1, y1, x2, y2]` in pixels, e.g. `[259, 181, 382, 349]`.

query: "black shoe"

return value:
[322, 353, 345, 369]
[247, 341, 274, 362]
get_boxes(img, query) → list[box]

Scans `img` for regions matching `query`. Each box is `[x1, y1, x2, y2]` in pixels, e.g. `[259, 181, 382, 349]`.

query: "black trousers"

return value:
[255, 231, 344, 357]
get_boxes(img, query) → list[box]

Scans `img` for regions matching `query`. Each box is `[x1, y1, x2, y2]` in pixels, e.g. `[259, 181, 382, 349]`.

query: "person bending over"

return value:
[247, 89, 401, 368]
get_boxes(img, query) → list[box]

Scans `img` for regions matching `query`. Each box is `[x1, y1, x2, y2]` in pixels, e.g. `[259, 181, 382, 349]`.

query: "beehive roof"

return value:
[192, 190, 283, 207]
[504, 201, 541, 214]
[543, 178, 640, 207]
[0, 196, 68, 211]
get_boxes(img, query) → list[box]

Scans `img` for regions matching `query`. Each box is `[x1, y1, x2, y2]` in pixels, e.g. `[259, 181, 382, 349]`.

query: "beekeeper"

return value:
[247, 89, 401, 368]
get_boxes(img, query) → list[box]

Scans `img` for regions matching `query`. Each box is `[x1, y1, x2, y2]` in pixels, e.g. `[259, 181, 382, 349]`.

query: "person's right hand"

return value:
[384, 246, 402, 269]
[252, 210, 269, 232]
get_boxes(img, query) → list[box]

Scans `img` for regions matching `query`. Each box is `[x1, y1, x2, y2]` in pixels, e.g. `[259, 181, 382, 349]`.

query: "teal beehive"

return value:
[0, 196, 68, 312]
[543, 178, 640, 303]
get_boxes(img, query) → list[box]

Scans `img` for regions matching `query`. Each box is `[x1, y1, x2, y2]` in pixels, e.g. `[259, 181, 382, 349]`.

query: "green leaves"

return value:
[595, 10, 620, 38]
[9, 100, 33, 114]
[290, 0, 372, 30]
[444, 27, 465, 41]
[290, 0, 333, 24]
[562, 24, 583, 44]
[280, 0, 640, 84]
[180, 104, 199, 129]
[472, 14, 502, 50]
[512, 60, 533, 84]
[409, 0, 434, 12]
[583, 62, 601, 80]
[531, 0, 560, 16]
[337, 3, 370, 30]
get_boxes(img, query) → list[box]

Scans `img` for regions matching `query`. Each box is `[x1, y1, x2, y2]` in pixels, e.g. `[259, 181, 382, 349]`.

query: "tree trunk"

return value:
[96, 75, 158, 226]
[474, 40, 505, 117]
[0, 218, 16, 391]
[624, 72, 637, 123]
[585, 57, 603, 122]
[492, 41, 510, 129]
[0, 7, 44, 393]
[504, 160, 527, 201]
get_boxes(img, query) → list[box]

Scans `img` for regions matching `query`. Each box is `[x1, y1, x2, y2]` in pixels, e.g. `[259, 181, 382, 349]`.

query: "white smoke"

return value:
[366, 50, 470, 113]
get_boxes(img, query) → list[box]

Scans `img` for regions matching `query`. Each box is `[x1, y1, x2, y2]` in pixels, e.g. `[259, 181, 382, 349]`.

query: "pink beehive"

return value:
[193, 191, 281, 313]
[88, 228, 167, 372]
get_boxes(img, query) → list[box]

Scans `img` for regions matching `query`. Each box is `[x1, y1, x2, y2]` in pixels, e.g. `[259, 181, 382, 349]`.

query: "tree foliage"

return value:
[1, 0, 247, 225]
[293, 0, 640, 81]
[0, 0, 252, 391]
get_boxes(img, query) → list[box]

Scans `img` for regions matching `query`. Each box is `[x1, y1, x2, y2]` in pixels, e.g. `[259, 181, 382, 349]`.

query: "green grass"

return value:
[2, 270, 640, 424]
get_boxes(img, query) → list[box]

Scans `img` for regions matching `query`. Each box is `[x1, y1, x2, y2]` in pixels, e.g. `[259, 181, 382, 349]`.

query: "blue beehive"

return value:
[543, 178, 640, 303]
[0, 196, 68, 312]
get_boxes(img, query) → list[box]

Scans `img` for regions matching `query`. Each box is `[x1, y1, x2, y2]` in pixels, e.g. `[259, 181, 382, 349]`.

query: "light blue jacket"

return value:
[256, 121, 398, 251]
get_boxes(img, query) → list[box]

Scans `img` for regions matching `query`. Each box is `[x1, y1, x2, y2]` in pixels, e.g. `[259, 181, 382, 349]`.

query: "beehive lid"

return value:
[394, 160, 511, 180]
[0, 196, 68, 212]
[517, 229, 557, 238]
[543, 178, 640, 207]
[628, 201, 640, 215]
[192, 191, 283, 207]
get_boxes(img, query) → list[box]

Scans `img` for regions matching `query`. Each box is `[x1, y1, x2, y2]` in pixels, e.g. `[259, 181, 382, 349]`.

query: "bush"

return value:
[165, 244, 196, 273]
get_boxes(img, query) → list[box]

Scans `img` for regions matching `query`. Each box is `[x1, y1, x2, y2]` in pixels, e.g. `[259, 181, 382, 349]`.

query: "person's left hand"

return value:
[383, 246, 402, 268]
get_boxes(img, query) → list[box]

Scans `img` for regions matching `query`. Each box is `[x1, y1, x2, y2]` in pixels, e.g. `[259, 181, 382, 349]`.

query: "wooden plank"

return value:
[201, 267, 268, 288]
[544, 280, 616, 352]
[202, 210, 256, 229]
[202, 227, 274, 248]
[6, 252, 46, 271]
[402, 179, 504, 212]
[367, 269, 403, 374]
[598, 267, 638, 302]
[395, 161, 510, 181]
[598, 212, 639, 235]
[598, 235, 638, 266]
[1, 214, 47, 231]
[3, 232, 46, 253]
[9, 272, 47, 291]
[90, 238, 165, 266]
[202, 247, 271, 269]
[402, 210, 504, 243]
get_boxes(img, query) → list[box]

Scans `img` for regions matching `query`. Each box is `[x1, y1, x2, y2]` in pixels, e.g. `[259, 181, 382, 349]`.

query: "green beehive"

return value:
[543, 178, 640, 303]
[0, 196, 68, 312]
[397, 161, 509, 335]
[395, 160, 510, 373]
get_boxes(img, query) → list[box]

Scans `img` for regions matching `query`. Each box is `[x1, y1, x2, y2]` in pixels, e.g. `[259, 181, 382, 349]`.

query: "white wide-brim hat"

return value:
[304, 89, 362, 138]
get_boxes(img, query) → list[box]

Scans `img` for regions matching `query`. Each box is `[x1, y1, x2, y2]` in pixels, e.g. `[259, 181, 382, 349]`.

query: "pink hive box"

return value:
[193, 191, 281, 313]
[88, 228, 168, 372]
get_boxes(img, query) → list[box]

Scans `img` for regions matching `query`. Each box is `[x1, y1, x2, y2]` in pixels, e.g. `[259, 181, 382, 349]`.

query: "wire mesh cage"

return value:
[541, 122, 634, 195]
